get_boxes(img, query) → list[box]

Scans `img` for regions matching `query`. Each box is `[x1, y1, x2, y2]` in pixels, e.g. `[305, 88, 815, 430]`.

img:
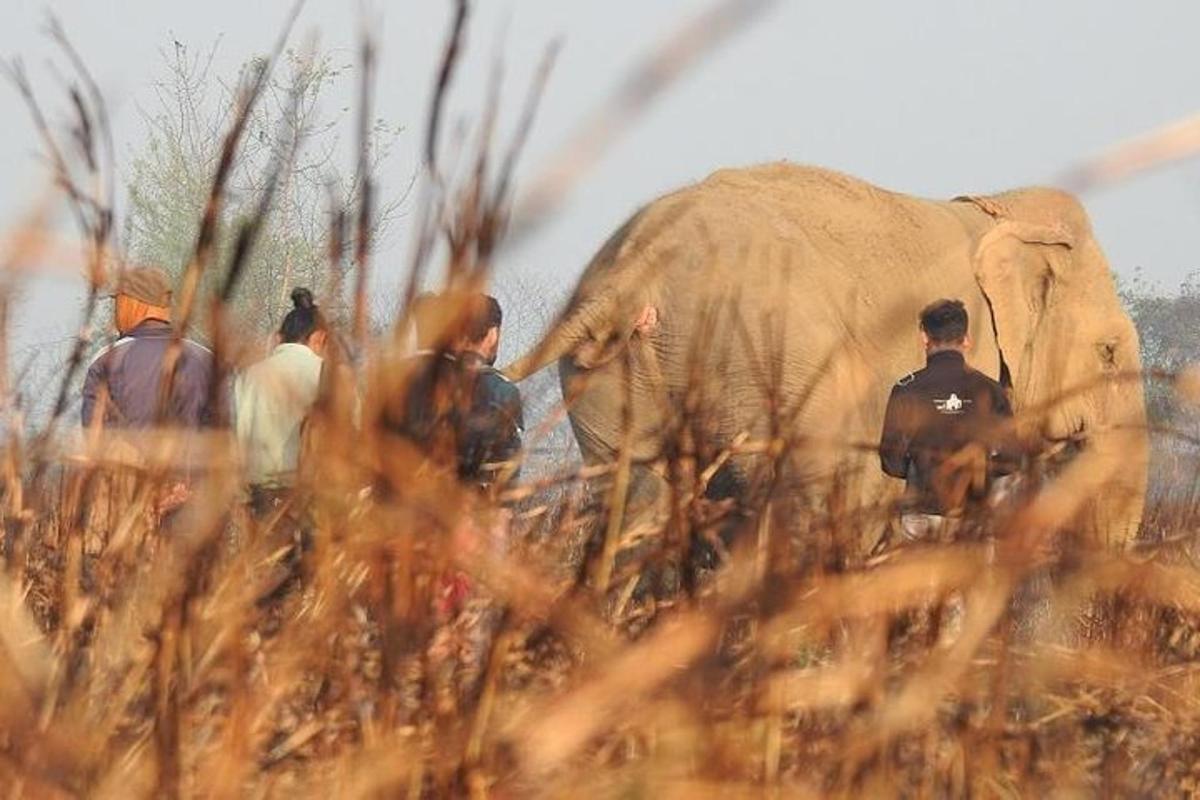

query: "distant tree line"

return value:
[1121, 270, 1200, 428]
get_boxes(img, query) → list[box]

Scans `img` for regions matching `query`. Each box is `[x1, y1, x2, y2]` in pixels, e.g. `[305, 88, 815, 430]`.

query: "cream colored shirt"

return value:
[233, 343, 323, 486]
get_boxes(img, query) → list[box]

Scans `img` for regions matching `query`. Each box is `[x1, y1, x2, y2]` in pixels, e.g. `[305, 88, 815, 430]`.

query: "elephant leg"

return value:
[593, 462, 748, 607]
[572, 464, 671, 600]
[580, 454, 760, 604]
[683, 461, 750, 588]
[611, 465, 674, 603]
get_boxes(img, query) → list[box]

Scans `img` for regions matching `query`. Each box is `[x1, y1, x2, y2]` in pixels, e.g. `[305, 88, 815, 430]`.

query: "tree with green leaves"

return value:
[123, 39, 404, 337]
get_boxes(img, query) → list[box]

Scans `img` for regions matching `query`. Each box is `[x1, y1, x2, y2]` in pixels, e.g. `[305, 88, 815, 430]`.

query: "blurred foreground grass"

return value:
[5, 2, 1200, 796]
[4, 422, 1200, 798]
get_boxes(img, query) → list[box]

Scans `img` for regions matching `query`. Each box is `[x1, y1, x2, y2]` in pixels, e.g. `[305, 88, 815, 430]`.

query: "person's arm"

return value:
[175, 347, 215, 428]
[464, 374, 524, 484]
[987, 382, 1023, 476]
[879, 385, 911, 479]
[81, 356, 104, 427]
[499, 381, 524, 475]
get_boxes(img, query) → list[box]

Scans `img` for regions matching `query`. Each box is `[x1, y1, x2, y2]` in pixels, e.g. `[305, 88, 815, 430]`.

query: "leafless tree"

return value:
[123, 38, 408, 336]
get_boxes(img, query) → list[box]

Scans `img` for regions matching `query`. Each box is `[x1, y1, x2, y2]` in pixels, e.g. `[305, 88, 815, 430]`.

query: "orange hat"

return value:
[108, 267, 173, 307]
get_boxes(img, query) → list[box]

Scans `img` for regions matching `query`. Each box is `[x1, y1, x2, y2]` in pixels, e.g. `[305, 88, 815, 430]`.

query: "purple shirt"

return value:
[81, 320, 215, 429]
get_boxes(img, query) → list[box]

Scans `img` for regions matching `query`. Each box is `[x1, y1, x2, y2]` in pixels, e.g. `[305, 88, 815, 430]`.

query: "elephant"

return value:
[505, 163, 1147, 557]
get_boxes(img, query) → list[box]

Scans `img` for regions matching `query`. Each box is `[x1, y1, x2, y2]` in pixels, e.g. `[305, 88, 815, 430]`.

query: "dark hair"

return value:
[279, 288, 324, 344]
[411, 292, 502, 349]
[461, 294, 502, 343]
[919, 299, 968, 344]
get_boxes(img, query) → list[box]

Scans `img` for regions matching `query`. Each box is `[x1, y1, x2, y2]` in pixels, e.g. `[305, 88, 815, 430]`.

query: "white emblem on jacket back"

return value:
[933, 393, 970, 414]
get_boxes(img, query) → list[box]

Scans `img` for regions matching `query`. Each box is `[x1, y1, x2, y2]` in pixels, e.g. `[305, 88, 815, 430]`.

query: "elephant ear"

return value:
[972, 220, 1074, 394]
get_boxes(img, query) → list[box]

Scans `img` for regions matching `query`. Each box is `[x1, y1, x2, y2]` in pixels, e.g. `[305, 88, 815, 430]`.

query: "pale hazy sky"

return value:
[3, 0, 1200, 368]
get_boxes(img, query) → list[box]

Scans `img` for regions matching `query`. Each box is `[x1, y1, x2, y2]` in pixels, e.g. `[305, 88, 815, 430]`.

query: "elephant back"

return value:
[589, 163, 986, 421]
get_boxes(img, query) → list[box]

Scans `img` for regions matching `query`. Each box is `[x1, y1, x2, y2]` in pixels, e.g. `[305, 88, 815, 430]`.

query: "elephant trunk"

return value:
[1079, 384, 1148, 548]
[1096, 392, 1149, 547]
[1118, 426, 1149, 545]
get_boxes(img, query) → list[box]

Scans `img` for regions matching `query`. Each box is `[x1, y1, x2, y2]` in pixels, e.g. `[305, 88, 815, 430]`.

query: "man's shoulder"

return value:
[401, 350, 455, 374]
[241, 353, 275, 382]
[278, 343, 324, 372]
[891, 365, 927, 391]
[181, 339, 215, 374]
[182, 337, 214, 357]
[404, 349, 442, 363]
[87, 336, 135, 370]
[477, 364, 515, 384]
[963, 366, 1005, 394]
[477, 365, 521, 401]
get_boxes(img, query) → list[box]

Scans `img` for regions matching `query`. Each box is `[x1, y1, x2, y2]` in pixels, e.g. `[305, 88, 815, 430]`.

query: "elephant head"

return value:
[957, 189, 1148, 546]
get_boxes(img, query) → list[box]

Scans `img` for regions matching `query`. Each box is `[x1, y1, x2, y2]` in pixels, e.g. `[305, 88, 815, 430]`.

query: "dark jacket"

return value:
[879, 350, 1020, 515]
[387, 350, 524, 488]
[81, 320, 215, 429]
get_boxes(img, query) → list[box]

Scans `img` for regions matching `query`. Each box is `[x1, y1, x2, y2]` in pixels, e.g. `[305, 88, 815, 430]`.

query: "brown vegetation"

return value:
[1, 2, 1199, 797]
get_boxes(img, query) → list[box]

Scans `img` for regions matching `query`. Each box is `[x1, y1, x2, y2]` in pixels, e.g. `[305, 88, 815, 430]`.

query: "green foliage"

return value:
[123, 40, 403, 335]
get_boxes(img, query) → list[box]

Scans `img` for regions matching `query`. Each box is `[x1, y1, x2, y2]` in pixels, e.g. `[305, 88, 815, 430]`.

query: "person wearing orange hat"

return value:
[81, 266, 214, 430]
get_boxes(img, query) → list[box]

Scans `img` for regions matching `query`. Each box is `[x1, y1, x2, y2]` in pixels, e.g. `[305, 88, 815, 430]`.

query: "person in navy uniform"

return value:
[879, 298, 1021, 542]
[449, 294, 524, 488]
[386, 291, 524, 492]
[376, 293, 524, 696]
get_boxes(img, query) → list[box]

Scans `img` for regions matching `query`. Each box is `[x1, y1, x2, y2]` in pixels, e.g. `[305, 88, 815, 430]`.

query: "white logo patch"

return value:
[933, 393, 970, 414]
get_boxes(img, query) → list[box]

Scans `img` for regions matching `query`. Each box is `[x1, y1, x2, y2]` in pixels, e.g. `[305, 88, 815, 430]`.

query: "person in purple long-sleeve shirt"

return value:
[81, 267, 214, 430]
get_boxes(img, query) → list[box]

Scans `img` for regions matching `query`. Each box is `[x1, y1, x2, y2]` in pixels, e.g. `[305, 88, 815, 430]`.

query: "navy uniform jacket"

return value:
[878, 349, 1020, 515]
[387, 350, 524, 488]
[458, 352, 524, 484]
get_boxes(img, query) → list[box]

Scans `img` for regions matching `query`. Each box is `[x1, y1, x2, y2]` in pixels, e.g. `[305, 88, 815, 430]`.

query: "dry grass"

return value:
[1, 3, 1199, 798]
[24, 424, 1200, 798]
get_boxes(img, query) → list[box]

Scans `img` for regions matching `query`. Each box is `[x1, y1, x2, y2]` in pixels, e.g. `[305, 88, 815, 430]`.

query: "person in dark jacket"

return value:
[379, 292, 524, 650]
[879, 299, 1021, 542]
[390, 291, 524, 491]
[81, 266, 214, 430]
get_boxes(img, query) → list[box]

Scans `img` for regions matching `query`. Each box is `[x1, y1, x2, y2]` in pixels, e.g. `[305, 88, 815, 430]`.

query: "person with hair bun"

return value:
[233, 288, 329, 500]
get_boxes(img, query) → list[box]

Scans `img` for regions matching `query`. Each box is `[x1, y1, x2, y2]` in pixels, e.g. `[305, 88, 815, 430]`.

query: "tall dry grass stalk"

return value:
[0, 2, 1198, 798]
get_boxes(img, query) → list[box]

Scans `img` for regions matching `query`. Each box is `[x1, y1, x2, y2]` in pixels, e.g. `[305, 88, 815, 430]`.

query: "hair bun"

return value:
[290, 287, 315, 310]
